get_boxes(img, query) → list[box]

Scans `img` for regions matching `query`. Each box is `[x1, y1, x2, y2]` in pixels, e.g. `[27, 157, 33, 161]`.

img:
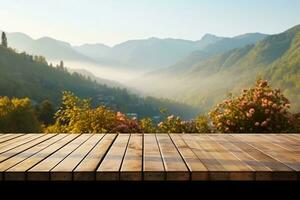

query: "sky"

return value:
[0, 0, 300, 46]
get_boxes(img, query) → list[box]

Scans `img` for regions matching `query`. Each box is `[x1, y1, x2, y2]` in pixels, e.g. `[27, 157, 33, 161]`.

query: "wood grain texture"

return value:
[170, 134, 208, 180]
[5, 134, 77, 181]
[27, 134, 91, 181]
[74, 134, 117, 181]
[120, 134, 143, 181]
[143, 134, 165, 181]
[97, 134, 130, 181]
[51, 134, 104, 181]
[0, 133, 299, 181]
[156, 134, 189, 181]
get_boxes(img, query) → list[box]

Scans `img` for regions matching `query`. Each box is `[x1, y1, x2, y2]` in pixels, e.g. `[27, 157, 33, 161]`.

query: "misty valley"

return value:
[0, 24, 300, 134]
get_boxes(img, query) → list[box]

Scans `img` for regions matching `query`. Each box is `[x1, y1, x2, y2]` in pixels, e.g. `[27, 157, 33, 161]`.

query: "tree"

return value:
[1, 32, 8, 48]
[36, 100, 56, 126]
[0, 96, 42, 133]
[59, 60, 64, 68]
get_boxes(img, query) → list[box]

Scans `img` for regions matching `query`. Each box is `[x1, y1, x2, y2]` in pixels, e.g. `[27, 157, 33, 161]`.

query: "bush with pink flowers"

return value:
[209, 79, 298, 133]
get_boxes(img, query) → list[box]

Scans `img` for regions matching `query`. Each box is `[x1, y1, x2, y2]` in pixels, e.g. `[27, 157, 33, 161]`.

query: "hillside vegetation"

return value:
[132, 25, 300, 112]
[0, 45, 199, 119]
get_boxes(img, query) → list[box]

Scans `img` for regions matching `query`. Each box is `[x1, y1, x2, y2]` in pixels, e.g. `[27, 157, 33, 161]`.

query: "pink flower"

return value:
[272, 104, 278, 109]
[246, 112, 253, 118]
[255, 122, 260, 126]
[249, 108, 255, 114]
[265, 109, 270, 114]
[261, 121, 268, 127]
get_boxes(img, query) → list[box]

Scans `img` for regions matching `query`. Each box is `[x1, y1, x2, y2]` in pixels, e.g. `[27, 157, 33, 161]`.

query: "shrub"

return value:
[0, 96, 42, 133]
[46, 91, 141, 133]
[209, 79, 297, 133]
[139, 118, 157, 133]
[195, 115, 211, 133]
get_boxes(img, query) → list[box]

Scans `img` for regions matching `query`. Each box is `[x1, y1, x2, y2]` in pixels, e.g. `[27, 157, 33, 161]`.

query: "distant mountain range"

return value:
[128, 24, 300, 112]
[4, 25, 299, 113]
[5, 31, 267, 72]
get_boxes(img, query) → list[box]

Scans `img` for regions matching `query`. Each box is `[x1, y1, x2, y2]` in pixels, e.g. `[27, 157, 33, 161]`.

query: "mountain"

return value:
[6, 32, 224, 74]
[195, 33, 225, 49]
[0, 45, 199, 118]
[75, 36, 224, 71]
[203, 33, 268, 55]
[6, 31, 266, 75]
[128, 24, 300, 112]
[7, 32, 94, 63]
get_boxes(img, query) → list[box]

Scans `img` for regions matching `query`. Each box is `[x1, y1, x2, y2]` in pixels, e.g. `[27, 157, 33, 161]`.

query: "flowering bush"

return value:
[157, 115, 198, 133]
[111, 112, 141, 133]
[195, 115, 211, 133]
[139, 118, 157, 133]
[46, 92, 141, 133]
[209, 80, 298, 133]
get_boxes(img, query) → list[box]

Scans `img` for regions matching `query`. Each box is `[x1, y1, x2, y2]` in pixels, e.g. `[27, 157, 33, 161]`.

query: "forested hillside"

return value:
[0, 45, 199, 119]
[130, 25, 300, 112]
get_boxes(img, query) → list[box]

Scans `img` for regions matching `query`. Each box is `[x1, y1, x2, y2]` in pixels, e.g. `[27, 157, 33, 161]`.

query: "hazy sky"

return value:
[0, 0, 300, 46]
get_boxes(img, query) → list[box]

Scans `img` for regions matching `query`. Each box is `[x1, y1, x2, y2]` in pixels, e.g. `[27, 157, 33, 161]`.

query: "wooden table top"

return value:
[0, 133, 299, 181]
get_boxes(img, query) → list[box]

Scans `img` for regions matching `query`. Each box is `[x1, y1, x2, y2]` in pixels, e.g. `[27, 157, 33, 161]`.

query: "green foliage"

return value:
[195, 115, 211, 133]
[0, 96, 42, 133]
[209, 80, 298, 133]
[140, 25, 300, 114]
[46, 92, 141, 133]
[139, 118, 156, 133]
[35, 100, 56, 126]
[0, 44, 197, 119]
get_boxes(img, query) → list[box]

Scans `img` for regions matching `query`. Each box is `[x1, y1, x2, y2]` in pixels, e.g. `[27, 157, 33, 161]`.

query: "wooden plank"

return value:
[96, 134, 130, 181]
[0, 134, 66, 180]
[0, 134, 25, 145]
[192, 135, 254, 180]
[27, 134, 91, 181]
[209, 134, 273, 180]
[74, 134, 117, 181]
[156, 134, 189, 181]
[170, 134, 208, 180]
[261, 134, 300, 152]
[226, 135, 295, 180]
[143, 134, 165, 181]
[51, 134, 104, 181]
[0, 134, 23, 143]
[233, 134, 299, 180]
[284, 134, 300, 143]
[0, 134, 54, 163]
[120, 134, 143, 181]
[5, 134, 79, 181]
[0, 134, 43, 154]
[182, 134, 228, 180]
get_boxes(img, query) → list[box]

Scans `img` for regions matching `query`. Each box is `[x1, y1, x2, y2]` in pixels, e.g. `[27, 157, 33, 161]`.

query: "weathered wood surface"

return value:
[0, 133, 299, 181]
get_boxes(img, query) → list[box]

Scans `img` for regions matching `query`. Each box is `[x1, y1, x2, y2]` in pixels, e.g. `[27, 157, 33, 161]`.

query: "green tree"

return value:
[36, 100, 56, 126]
[1, 32, 7, 48]
[0, 96, 42, 133]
